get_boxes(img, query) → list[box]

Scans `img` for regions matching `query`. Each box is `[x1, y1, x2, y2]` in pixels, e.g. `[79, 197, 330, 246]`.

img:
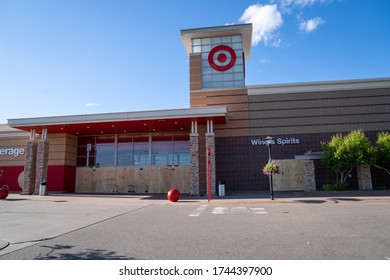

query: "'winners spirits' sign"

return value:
[250, 137, 300, 146]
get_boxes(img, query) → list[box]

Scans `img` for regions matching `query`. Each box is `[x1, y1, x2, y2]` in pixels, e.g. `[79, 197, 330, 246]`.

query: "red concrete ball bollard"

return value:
[0, 185, 9, 200]
[167, 188, 180, 202]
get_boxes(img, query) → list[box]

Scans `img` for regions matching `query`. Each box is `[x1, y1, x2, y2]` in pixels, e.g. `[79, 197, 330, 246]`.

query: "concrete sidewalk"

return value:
[1, 191, 390, 256]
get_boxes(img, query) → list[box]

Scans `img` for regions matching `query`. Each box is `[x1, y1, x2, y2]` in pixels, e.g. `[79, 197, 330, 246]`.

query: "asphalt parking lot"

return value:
[1, 191, 390, 259]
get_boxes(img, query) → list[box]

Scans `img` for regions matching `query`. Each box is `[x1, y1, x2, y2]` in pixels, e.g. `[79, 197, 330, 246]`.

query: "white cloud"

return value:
[276, 0, 331, 8]
[239, 4, 283, 46]
[86, 103, 100, 107]
[299, 17, 325, 32]
[259, 58, 272, 64]
[272, 0, 332, 13]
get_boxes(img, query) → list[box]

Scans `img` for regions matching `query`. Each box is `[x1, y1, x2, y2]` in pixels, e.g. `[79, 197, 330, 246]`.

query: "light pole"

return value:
[264, 136, 274, 200]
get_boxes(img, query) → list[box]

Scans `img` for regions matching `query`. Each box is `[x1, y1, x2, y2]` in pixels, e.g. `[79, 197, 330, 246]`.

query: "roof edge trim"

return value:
[7, 107, 228, 127]
[248, 77, 390, 95]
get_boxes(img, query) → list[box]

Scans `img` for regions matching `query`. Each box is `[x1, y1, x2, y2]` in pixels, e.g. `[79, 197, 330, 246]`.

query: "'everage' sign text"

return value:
[0, 147, 25, 157]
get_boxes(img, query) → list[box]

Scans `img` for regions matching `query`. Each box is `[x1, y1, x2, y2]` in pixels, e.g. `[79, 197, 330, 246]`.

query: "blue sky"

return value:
[1, 0, 389, 124]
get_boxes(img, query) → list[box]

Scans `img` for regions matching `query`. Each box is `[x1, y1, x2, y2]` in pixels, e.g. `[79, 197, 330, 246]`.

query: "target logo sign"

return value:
[208, 45, 237, 72]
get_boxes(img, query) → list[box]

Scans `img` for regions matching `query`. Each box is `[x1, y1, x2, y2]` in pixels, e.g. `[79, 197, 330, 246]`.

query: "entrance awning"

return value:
[7, 107, 227, 135]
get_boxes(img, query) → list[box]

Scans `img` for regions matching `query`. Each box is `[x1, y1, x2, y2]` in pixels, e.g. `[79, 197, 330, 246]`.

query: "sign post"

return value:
[207, 147, 212, 202]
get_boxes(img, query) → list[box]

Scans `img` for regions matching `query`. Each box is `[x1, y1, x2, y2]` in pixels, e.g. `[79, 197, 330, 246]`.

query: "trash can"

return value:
[39, 181, 47, 196]
[218, 181, 225, 197]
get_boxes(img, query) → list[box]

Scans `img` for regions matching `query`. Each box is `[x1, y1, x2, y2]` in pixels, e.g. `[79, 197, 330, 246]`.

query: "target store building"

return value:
[2, 23, 390, 195]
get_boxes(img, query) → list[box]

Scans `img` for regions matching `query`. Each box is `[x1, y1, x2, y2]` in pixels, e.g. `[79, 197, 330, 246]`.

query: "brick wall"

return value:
[215, 130, 383, 192]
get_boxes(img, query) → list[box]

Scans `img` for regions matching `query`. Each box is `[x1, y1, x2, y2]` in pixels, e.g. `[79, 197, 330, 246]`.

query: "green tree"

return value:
[321, 130, 376, 184]
[376, 131, 390, 174]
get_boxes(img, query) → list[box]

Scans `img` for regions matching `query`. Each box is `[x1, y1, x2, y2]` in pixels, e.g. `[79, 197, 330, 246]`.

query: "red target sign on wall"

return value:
[208, 45, 237, 72]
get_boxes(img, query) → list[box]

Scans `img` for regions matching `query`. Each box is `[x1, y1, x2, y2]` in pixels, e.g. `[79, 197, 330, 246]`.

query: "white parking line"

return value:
[189, 205, 209, 217]
[211, 207, 268, 215]
[251, 207, 268, 214]
[190, 206, 268, 216]
[212, 207, 227, 214]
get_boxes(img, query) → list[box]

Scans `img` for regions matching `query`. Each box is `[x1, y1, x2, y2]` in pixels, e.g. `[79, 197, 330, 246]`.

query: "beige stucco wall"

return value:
[0, 132, 29, 167]
[47, 133, 77, 166]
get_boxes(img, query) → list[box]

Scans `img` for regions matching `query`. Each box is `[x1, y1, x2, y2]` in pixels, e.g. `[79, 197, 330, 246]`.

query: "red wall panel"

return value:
[0, 166, 24, 191]
[47, 165, 76, 192]
[0, 165, 76, 193]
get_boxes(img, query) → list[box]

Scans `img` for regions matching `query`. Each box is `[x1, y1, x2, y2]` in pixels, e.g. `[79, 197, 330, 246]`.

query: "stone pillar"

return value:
[357, 165, 373, 190]
[205, 132, 216, 195]
[22, 140, 37, 195]
[190, 133, 199, 195]
[303, 160, 316, 192]
[34, 140, 49, 194]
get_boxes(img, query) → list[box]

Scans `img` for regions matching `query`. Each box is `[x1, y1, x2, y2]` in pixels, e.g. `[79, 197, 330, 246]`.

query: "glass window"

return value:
[95, 135, 115, 167]
[223, 81, 234, 88]
[133, 134, 149, 166]
[212, 73, 223, 81]
[76, 132, 190, 167]
[202, 74, 212, 83]
[233, 65, 243, 72]
[234, 72, 244, 80]
[198, 35, 245, 89]
[223, 73, 234, 81]
[202, 67, 212, 75]
[192, 45, 201, 53]
[192, 38, 201, 46]
[76, 136, 96, 167]
[211, 36, 222, 45]
[222, 36, 232, 43]
[118, 135, 133, 166]
[201, 53, 209, 60]
[201, 45, 211, 52]
[201, 38, 211, 45]
[202, 82, 212, 88]
[213, 81, 224, 88]
[152, 133, 173, 166]
[235, 56, 243, 65]
[232, 35, 241, 42]
[232, 42, 242, 49]
[173, 133, 190, 165]
[234, 80, 245, 87]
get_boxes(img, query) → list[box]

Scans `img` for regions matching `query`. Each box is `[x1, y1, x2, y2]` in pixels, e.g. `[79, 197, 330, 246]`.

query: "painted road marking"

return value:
[212, 207, 226, 214]
[212, 207, 268, 215]
[190, 206, 268, 217]
[251, 207, 268, 214]
[189, 205, 209, 217]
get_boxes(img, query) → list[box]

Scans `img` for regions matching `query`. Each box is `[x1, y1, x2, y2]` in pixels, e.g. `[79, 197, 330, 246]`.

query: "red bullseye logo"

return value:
[208, 45, 236, 72]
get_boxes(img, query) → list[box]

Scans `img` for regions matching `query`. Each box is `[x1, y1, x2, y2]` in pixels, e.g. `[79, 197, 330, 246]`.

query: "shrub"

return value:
[321, 183, 348, 191]
[376, 131, 390, 174]
[321, 130, 376, 184]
